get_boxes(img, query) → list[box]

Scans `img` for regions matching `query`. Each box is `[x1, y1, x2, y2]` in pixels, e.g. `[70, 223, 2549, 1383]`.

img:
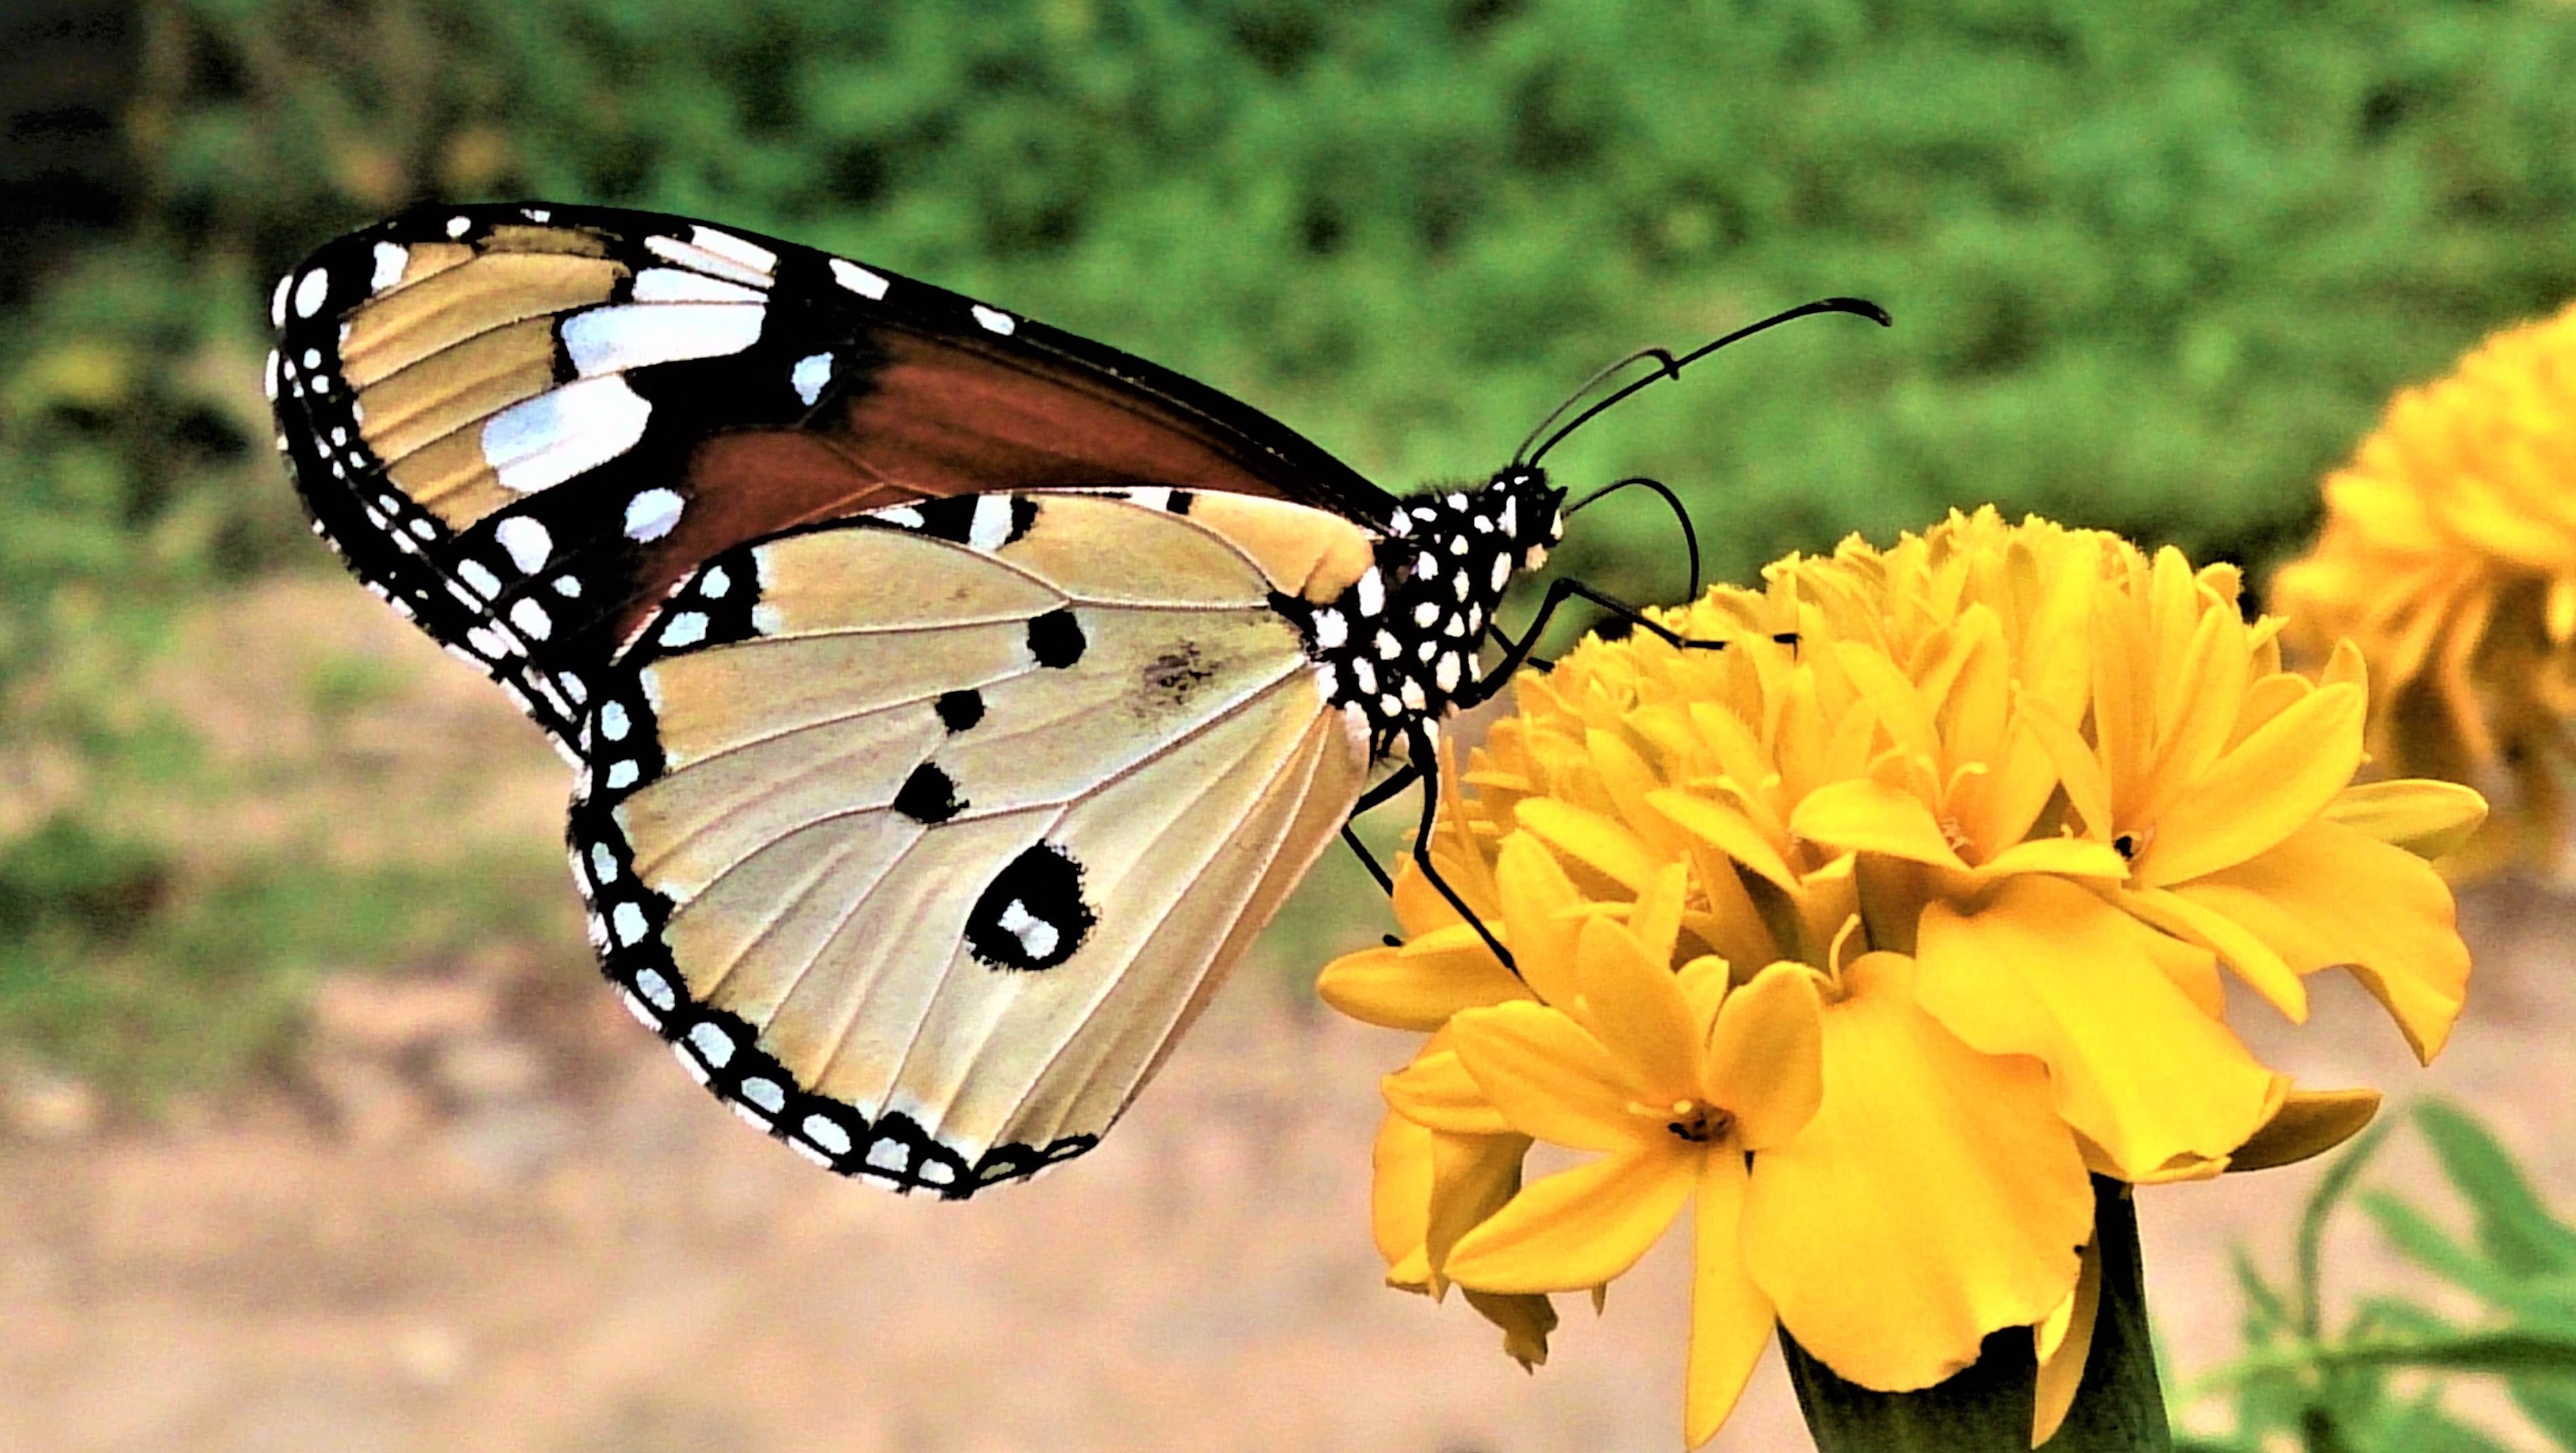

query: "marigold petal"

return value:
[1977, 836, 2131, 880]
[1450, 1001, 1644, 1153]
[1371, 1109, 1435, 1275]
[1443, 1147, 1697, 1294]
[1629, 861, 1690, 969]
[2322, 779, 2491, 860]
[2133, 681, 2364, 887]
[2167, 820, 2470, 1062]
[1384, 1049, 1516, 1136]
[1742, 951, 2089, 1391]
[1428, 1129, 1533, 1290]
[1704, 962, 1826, 1151]
[2228, 1087, 2383, 1173]
[2018, 694, 2113, 840]
[1789, 778, 1972, 871]
[1462, 1288, 1559, 1370]
[1517, 796, 1666, 893]
[1495, 832, 1590, 1009]
[1685, 1152, 1775, 1448]
[1575, 916, 1700, 1103]
[1915, 876, 2287, 1180]
[1317, 939, 1524, 1031]
[2113, 885, 2309, 1023]
[2032, 1235, 2103, 1448]
[1651, 788, 1801, 895]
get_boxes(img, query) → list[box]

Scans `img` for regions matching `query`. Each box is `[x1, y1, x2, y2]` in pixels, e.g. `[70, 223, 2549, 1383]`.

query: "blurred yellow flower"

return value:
[2273, 301, 2576, 871]
[1322, 508, 2482, 1448]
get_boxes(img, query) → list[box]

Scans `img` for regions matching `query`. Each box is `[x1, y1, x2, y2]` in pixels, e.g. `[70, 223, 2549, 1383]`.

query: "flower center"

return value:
[1633, 1097, 1730, 1144]
[2112, 824, 2155, 864]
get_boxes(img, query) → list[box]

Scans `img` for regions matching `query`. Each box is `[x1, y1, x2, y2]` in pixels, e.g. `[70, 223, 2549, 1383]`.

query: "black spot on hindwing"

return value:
[964, 842, 1095, 971]
[935, 689, 985, 732]
[1027, 608, 1086, 668]
[893, 762, 965, 824]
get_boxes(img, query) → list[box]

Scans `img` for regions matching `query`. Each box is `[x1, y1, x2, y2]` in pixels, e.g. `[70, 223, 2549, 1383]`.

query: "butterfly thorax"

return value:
[1273, 467, 1566, 759]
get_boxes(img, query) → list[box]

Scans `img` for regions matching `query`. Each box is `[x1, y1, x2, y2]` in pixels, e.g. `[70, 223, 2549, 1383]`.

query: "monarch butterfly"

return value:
[267, 201, 1882, 1197]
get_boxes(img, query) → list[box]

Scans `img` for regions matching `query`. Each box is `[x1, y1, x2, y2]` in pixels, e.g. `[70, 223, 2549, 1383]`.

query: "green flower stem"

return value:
[1783, 1176, 2172, 1452]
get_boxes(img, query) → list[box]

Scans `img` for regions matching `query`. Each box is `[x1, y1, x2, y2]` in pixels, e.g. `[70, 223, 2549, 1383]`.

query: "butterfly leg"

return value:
[1338, 762, 1422, 895]
[1402, 724, 1517, 975]
[1470, 578, 1727, 708]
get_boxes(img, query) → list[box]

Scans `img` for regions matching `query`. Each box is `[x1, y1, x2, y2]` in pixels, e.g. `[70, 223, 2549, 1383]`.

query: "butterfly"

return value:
[267, 201, 1882, 1197]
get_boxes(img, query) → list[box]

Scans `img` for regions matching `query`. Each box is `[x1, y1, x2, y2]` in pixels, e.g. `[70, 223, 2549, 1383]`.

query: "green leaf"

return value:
[2512, 1378, 2576, 1449]
[2216, 1330, 2576, 1382]
[2413, 1100, 2576, 1277]
[2299, 1117, 2396, 1336]
[2361, 1192, 2521, 1304]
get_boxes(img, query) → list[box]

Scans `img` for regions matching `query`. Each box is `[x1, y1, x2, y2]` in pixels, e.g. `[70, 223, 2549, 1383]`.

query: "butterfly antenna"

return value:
[1567, 476, 1702, 600]
[1524, 297, 1890, 467]
[1510, 346, 1683, 467]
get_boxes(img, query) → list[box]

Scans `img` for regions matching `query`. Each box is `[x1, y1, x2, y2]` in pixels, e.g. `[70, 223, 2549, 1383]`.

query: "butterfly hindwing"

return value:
[566, 490, 1375, 1194]
[268, 202, 1395, 753]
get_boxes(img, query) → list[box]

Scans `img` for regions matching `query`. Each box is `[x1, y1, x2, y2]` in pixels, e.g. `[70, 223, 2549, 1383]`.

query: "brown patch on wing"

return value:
[835, 333, 1314, 503]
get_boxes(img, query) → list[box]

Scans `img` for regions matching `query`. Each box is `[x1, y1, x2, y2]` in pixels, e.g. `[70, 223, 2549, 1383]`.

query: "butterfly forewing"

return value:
[269, 201, 1395, 751]
[567, 490, 1373, 1194]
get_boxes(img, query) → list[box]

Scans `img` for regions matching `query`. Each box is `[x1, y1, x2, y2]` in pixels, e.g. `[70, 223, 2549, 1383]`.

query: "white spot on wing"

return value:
[830, 258, 889, 300]
[494, 516, 553, 573]
[631, 268, 766, 305]
[1356, 568, 1384, 617]
[456, 560, 503, 599]
[507, 597, 553, 640]
[482, 376, 654, 493]
[645, 231, 775, 290]
[612, 902, 647, 946]
[269, 273, 292, 328]
[804, 1115, 855, 1157]
[599, 701, 631, 740]
[633, 966, 678, 1011]
[791, 351, 833, 406]
[968, 494, 1015, 551]
[293, 269, 330, 319]
[686, 1022, 735, 1068]
[691, 226, 777, 276]
[660, 612, 709, 649]
[969, 303, 1016, 335]
[369, 241, 408, 292]
[562, 303, 764, 377]
[623, 487, 684, 541]
[1312, 608, 1347, 648]
[445, 214, 471, 238]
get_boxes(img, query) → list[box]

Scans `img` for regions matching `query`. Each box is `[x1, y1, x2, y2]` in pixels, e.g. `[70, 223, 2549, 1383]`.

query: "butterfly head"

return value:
[1473, 465, 1566, 577]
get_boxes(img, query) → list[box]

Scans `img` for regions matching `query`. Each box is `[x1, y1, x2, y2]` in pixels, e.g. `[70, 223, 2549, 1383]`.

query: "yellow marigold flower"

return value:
[2272, 301, 2576, 871]
[1321, 507, 2483, 1448]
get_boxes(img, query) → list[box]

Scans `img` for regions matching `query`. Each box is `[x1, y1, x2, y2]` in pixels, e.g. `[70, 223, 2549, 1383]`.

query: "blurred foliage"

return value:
[2180, 1101, 2576, 1453]
[7, 0, 2576, 1089]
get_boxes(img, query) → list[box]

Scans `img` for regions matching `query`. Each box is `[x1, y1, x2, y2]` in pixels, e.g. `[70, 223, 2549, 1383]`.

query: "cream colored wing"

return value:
[565, 489, 1375, 1196]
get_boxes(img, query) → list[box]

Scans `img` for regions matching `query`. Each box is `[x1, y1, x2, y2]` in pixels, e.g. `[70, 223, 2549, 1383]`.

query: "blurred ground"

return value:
[3, 883, 2569, 1453]
[1, 593, 2571, 1453]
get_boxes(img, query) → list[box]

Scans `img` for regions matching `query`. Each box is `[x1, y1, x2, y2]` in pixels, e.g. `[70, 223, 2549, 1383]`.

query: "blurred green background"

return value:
[9, 0, 2576, 1093]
